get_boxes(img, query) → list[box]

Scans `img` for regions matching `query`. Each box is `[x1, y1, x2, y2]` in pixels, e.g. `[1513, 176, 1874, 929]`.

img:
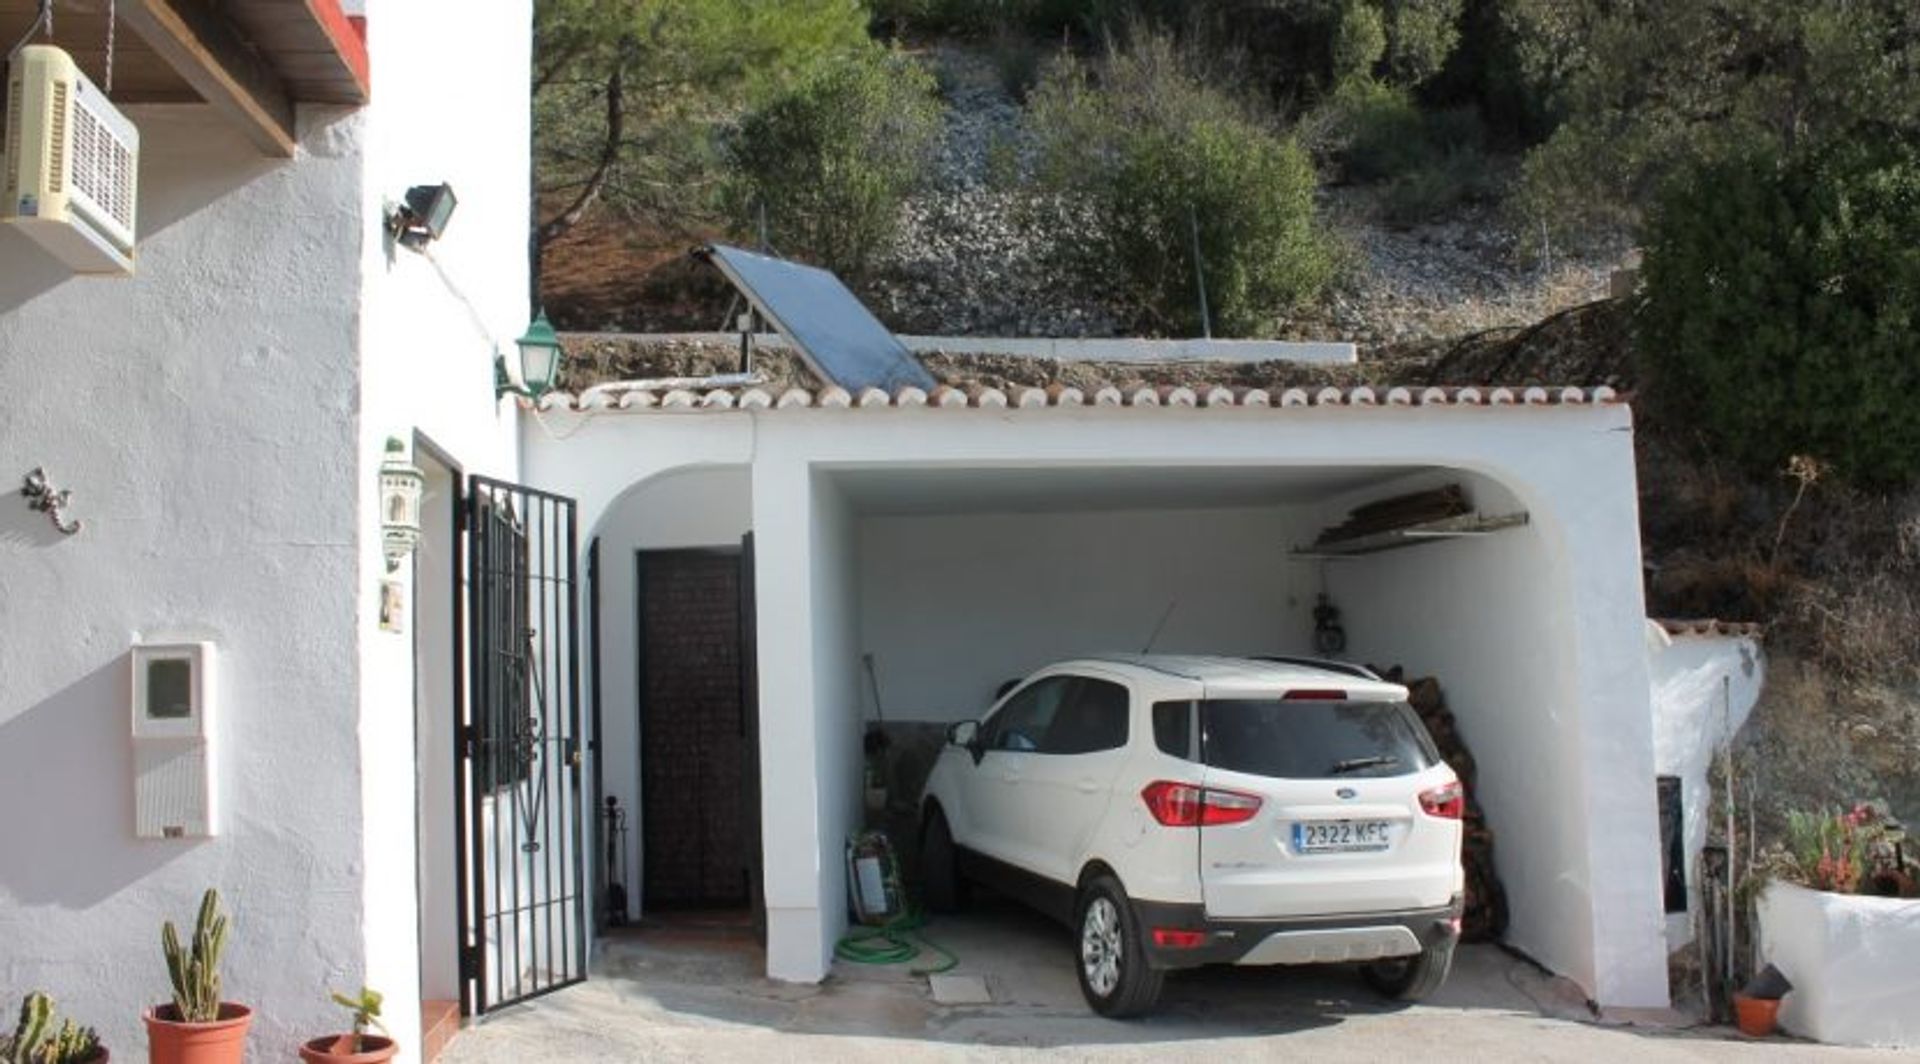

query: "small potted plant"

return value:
[298, 988, 394, 1064]
[143, 890, 251, 1064]
[3, 991, 106, 1063]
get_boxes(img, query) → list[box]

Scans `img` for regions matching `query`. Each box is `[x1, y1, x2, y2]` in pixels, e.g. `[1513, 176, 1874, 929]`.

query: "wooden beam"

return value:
[119, 0, 297, 157]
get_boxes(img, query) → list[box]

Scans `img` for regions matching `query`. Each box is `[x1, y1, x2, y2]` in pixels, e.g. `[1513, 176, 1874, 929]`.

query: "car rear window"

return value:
[1198, 700, 1438, 779]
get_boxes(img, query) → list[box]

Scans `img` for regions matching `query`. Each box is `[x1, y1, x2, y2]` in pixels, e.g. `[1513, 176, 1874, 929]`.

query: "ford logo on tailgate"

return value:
[1335, 787, 1357, 800]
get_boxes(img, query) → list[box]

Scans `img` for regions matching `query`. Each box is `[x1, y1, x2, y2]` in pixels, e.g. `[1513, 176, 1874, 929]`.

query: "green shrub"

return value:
[868, 0, 1113, 38]
[1379, 0, 1462, 87]
[1027, 35, 1336, 335]
[1331, 0, 1386, 84]
[988, 24, 1046, 101]
[1382, 144, 1497, 225]
[1639, 145, 1920, 488]
[1318, 78, 1485, 192]
[721, 47, 943, 279]
[1325, 79, 1428, 180]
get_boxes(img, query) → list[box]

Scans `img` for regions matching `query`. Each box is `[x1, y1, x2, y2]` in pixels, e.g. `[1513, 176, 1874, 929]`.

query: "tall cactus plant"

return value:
[162, 889, 229, 1023]
[2, 992, 52, 1064]
[2, 992, 101, 1064]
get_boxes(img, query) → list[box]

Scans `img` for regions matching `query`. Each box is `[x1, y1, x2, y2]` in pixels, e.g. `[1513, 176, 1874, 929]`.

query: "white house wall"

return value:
[0, 3, 529, 1056]
[0, 106, 369, 1055]
[354, 0, 531, 1052]
[525, 399, 1668, 1006]
[856, 506, 1309, 723]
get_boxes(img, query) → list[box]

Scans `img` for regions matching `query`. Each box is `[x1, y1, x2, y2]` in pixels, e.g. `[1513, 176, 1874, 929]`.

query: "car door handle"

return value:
[1076, 778, 1099, 794]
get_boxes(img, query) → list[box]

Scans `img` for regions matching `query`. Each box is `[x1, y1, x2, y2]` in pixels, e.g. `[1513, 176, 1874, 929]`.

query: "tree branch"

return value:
[537, 48, 629, 248]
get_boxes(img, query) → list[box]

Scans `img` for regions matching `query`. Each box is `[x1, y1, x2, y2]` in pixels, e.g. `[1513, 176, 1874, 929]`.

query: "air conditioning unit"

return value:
[3, 44, 139, 275]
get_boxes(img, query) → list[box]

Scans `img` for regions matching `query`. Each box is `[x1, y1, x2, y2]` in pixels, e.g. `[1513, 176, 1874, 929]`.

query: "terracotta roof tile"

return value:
[1656, 618, 1765, 639]
[536, 384, 1623, 414]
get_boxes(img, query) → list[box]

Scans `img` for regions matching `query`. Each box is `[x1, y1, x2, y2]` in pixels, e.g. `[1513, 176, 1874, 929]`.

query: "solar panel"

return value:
[696, 244, 937, 393]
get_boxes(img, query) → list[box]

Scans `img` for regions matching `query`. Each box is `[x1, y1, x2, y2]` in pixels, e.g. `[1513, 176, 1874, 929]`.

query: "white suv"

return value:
[918, 655, 1465, 1016]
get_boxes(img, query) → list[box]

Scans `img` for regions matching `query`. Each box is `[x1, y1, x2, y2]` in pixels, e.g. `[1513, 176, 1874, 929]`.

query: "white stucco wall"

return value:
[354, 0, 530, 1051]
[589, 467, 753, 920]
[523, 399, 1668, 1006]
[1645, 625, 1763, 951]
[856, 506, 1309, 723]
[1322, 469, 1597, 990]
[808, 475, 864, 969]
[633, 332, 1356, 365]
[0, 105, 369, 1055]
[0, 0, 527, 1054]
[1758, 883, 1920, 1047]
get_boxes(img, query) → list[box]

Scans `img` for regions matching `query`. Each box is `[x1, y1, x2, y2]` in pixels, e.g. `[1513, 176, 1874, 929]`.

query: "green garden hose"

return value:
[835, 908, 958, 975]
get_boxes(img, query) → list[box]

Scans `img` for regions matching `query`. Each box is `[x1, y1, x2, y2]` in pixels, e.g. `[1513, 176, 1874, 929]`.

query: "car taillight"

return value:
[1141, 781, 1263, 826]
[1419, 781, 1465, 819]
[1152, 928, 1207, 949]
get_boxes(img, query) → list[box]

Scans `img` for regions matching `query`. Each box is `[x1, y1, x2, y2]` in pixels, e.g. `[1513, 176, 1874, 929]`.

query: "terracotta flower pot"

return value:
[1734, 992, 1783, 1038]
[143, 1003, 251, 1064]
[298, 1034, 397, 1064]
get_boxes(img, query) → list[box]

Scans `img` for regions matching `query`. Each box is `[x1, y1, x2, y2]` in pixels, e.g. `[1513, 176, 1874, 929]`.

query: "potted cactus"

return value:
[2, 991, 106, 1064]
[298, 988, 395, 1064]
[143, 890, 251, 1064]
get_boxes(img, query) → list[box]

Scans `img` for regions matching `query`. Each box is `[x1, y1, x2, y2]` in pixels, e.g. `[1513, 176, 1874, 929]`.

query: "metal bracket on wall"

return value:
[20, 467, 81, 535]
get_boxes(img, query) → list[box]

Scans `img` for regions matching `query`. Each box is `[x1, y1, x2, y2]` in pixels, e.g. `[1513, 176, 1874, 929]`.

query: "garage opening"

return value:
[820, 462, 1584, 982]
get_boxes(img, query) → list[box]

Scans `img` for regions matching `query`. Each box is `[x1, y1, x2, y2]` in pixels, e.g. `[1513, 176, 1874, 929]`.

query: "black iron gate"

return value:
[458, 475, 587, 1015]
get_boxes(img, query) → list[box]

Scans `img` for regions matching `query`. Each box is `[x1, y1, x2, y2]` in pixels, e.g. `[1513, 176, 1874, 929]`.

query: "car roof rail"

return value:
[1252, 655, 1384, 681]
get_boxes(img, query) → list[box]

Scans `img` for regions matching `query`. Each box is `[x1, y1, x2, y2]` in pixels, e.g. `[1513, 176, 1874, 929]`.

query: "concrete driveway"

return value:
[442, 899, 1896, 1062]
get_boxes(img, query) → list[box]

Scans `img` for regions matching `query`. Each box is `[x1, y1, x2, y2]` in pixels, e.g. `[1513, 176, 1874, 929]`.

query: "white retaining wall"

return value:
[1759, 883, 1920, 1047]
[1645, 624, 1764, 950]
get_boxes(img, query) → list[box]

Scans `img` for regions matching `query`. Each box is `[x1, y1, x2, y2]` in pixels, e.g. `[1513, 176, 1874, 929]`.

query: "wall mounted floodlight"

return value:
[388, 183, 458, 248]
[496, 310, 566, 400]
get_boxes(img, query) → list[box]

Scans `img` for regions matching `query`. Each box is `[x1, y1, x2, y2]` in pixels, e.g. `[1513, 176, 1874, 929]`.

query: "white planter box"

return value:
[1757, 881, 1920, 1047]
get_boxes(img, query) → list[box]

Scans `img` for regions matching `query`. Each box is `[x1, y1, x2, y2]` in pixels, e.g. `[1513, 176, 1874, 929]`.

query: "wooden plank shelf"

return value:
[1292, 511, 1531, 559]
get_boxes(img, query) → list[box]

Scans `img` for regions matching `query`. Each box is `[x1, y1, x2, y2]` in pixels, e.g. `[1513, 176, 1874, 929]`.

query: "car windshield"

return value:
[1199, 700, 1439, 779]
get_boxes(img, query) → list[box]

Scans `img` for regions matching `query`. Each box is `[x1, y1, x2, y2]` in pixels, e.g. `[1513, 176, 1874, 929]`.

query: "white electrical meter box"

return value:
[131, 642, 217, 838]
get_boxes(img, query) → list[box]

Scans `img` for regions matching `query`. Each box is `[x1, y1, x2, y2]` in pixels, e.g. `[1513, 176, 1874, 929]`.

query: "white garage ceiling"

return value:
[832, 464, 1426, 515]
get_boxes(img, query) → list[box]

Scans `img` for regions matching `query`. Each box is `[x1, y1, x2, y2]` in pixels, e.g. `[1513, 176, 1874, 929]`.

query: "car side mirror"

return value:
[947, 720, 982, 762]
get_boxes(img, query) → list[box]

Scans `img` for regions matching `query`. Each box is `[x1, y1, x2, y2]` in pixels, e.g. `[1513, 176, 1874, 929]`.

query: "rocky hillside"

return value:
[542, 45, 1636, 356]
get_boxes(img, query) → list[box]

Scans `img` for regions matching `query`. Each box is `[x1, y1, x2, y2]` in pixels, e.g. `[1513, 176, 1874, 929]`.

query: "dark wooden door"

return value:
[638, 550, 751, 909]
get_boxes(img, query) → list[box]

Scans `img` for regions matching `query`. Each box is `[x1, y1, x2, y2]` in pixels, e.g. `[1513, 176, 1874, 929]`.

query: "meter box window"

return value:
[130, 642, 217, 837]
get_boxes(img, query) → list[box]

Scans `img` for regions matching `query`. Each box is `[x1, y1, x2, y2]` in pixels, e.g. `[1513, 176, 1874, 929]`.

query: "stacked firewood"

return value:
[1383, 669, 1510, 942]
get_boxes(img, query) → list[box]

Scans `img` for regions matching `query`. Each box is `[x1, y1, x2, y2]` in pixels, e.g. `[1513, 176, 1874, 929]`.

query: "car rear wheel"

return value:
[919, 807, 965, 913]
[1074, 875, 1164, 1017]
[1362, 938, 1454, 1001]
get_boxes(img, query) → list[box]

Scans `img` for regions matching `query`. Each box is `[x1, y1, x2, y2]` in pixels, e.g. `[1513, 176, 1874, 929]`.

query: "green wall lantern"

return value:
[497, 310, 565, 400]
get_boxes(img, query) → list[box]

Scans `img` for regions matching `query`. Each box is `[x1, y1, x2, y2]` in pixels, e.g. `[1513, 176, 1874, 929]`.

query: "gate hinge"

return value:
[459, 944, 479, 980]
[459, 724, 478, 757]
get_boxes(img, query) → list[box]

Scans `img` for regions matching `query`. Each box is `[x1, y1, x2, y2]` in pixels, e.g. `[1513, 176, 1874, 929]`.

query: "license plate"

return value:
[1292, 819, 1393, 853]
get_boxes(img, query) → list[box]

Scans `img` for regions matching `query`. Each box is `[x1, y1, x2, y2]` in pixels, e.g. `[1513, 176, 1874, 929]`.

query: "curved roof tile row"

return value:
[535, 383, 1622, 414]
[1656, 618, 1766, 639]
